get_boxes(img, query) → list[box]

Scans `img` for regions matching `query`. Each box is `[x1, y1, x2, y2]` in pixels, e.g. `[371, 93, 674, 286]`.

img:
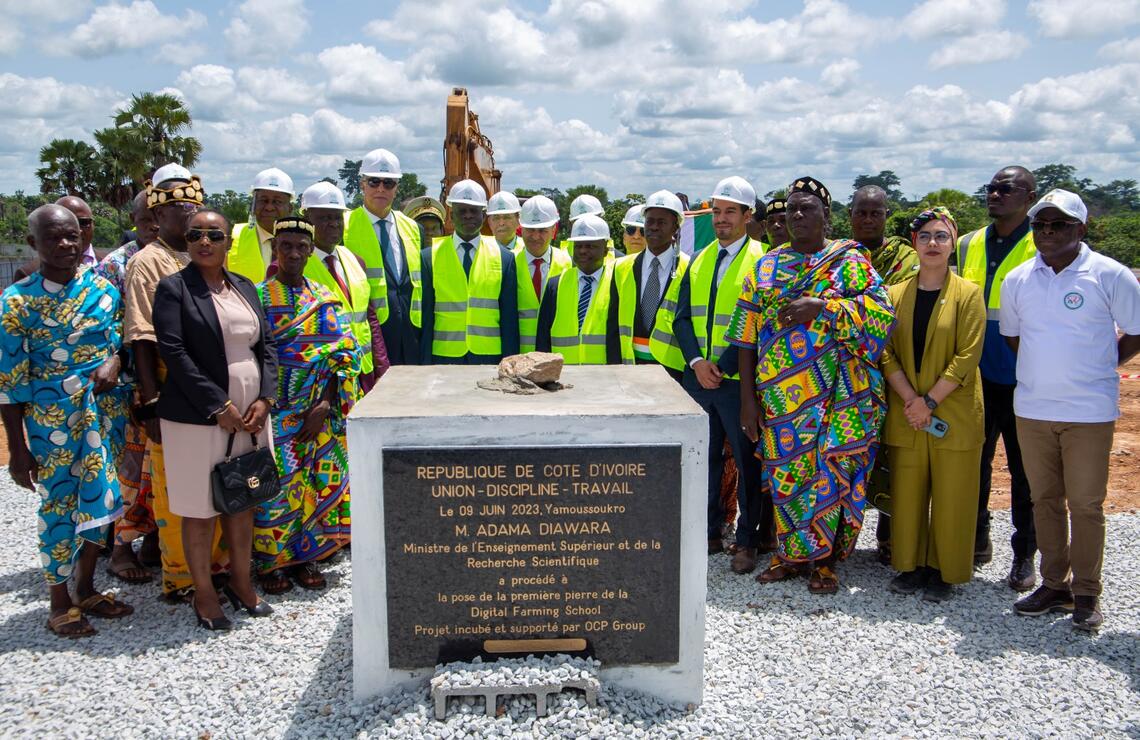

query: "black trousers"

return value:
[979, 378, 1036, 558]
[683, 375, 772, 547]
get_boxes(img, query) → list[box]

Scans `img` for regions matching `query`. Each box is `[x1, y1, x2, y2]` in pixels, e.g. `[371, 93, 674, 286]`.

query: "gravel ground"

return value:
[0, 475, 1137, 739]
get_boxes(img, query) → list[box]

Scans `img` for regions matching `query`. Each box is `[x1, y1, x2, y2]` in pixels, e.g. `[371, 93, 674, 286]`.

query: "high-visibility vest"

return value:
[303, 245, 375, 376]
[228, 223, 270, 282]
[550, 265, 615, 365]
[514, 244, 572, 353]
[560, 239, 616, 264]
[428, 235, 504, 358]
[614, 250, 691, 367]
[343, 207, 423, 328]
[674, 236, 765, 380]
[956, 228, 1036, 321]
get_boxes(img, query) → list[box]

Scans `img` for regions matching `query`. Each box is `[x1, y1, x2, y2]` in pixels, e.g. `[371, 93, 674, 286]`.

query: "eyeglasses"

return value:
[76, 217, 94, 227]
[984, 182, 1029, 196]
[185, 228, 227, 243]
[363, 177, 399, 190]
[915, 231, 953, 245]
[1031, 218, 1081, 231]
[624, 226, 643, 236]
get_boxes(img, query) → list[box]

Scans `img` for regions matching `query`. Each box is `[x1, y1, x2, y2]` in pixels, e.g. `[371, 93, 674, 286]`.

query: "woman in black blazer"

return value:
[153, 209, 277, 630]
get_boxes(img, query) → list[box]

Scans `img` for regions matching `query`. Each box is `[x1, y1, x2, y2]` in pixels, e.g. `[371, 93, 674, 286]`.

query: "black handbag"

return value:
[210, 432, 280, 515]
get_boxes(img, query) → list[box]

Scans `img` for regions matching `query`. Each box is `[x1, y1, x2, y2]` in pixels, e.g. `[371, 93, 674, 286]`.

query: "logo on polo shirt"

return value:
[1063, 291, 1084, 310]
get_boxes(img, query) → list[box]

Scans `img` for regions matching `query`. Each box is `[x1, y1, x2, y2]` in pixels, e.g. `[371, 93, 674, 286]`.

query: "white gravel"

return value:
[0, 474, 1137, 739]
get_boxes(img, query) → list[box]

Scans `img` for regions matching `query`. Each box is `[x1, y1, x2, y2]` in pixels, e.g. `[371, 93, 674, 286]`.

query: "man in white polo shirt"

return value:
[1000, 189, 1140, 631]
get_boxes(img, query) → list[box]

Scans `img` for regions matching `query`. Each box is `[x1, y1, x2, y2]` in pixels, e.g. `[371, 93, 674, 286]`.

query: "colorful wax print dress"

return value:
[0, 269, 131, 583]
[727, 240, 895, 563]
[253, 277, 361, 572]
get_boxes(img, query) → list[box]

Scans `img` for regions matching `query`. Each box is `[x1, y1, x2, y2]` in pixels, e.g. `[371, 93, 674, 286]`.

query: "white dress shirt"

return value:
[524, 245, 553, 288]
[579, 267, 603, 307]
[366, 209, 404, 281]
[640, 247, 677, 291]
[716, 235, 748, 283]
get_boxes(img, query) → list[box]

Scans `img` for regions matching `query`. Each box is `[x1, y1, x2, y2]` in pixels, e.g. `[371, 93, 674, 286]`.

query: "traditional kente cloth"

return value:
[0, 269, 131, 583]
[253, 277, 361, 572]
[94, 239, 144, 295]
[727, 239, 895, 563]
[862, 236, 919, 287]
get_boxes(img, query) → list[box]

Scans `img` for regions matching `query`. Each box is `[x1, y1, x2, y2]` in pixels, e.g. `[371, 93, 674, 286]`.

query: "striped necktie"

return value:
[578, 275, 594, 331]
[641, 255, 662, 331]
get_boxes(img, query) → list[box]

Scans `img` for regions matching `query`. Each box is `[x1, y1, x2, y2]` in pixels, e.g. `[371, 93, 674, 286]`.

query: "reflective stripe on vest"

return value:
[550, 265, 614, 365]
[429, 236, 503, 357]
[514, 244, 572, 353]
[613, 251, 692, 368]
[228, 223, 268, 282]
[957, 227, 1036, 321]
[343, 207, 423, 327]
[686, 237, 765, 380]
[303, 245, 375, 375]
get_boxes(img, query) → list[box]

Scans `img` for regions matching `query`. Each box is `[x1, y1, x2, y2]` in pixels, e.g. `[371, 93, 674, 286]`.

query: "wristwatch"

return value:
[259, 396, 278, 410]
[922, 393, 938, 410]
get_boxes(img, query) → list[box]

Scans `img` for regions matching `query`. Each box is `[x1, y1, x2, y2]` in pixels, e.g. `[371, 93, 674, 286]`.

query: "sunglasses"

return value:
[984, 182, 1029, 196]
[1030, 218, 1081, 231]
[363, 177, 399, 190]
[624, 226, 643, 236]
[162, 202, 201, 213]
[185, 228, 227, 243]
[76, 217, 94, 227]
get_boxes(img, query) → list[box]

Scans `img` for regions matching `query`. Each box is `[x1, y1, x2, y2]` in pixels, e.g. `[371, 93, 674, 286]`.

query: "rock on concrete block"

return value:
[498, 352, 564, 384]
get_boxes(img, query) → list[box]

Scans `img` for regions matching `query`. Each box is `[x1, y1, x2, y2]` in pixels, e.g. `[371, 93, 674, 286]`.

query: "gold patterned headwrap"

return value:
[146, 176, 205, 209]
[787, 176, 832, 210]
[273, 216, 315, 238]
[765, 198, 787, 216]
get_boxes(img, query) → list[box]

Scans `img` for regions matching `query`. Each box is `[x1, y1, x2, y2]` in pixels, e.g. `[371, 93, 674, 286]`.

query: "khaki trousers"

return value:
[1015, 417, 1114, 597]
[888, 441, 981, 584]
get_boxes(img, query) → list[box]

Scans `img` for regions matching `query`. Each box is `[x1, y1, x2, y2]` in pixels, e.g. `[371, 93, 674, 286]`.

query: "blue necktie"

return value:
[578, 275, 594, 331]
[461, 242, 474, 278]
[706, 248, 730, 356]
[378, 218, 401, 284]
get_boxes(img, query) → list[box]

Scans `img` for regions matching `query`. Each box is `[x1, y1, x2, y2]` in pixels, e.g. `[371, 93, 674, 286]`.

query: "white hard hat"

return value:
[360, 148, 402, 178]
[520, 195, 560, 228]
[709, 176, 756, 209]
[621, 204, 645, 227]
[1028, 188, 1088, 224]
[486, 191, 521, 215]
[643, 190, 685, 226]
[152, 163, 192, 184]
[446, 179, 488, 208]
[569, 193, 604, 221]
[569, 214, 610, 242]
[252, 167, 294, 197]
[301, 181, 348, 211]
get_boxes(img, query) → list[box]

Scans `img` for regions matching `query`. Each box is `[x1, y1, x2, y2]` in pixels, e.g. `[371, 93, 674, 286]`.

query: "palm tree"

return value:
[112, 92, 203, 184]
[36, 138, 99, 197]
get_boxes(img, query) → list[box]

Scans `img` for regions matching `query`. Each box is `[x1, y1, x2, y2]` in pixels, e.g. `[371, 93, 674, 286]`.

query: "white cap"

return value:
[446, 179, 488, 208]
[709, 176, 756, 209]
[620, 205, 645, 227]
[643, 190, 686, 226]
[520, 195, 560, 228]
[152, 163, 192, 184]
[300, 181, 348, 211]
[568, 214, 610, 242]
[252, 167, 294, 197]
[1028, 188, 1088, 224]
[569, 193, 604, 221]
[487, 191, 521, 215]
[360, 148, 402, 178]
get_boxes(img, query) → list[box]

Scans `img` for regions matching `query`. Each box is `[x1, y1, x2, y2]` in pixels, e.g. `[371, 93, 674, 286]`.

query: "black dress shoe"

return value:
[1014, 585, 1074, 616]
[708, 538, 724, 555]
[1007, 557, 1037, 592]
[192, 597, 233, 631]
[223, 586, 274, 617]
[974, 529, 993, 566]
[889, 568, 929, 594]
[1072, 595, 1103, 632]
[922, 573, 952, 602]
[877, 540, 892, 566]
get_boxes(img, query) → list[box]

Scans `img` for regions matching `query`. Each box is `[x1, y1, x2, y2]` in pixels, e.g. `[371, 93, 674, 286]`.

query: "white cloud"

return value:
[0, 24, 21, 55]
[1028, 0, 1140, 38]
[1099, 37, 1140, 61]
[174, 65, 258, 122]
[821, 59, 861, 90]
[318, 44, 445, 105]
[0, 73, 119, 119]
[1010, 63, 1140, 113]
[929, 30, 1030, 68]
[235, 67, 322, 108]
[224, 0, 308, 61]
[0, 0, 89, 22]
[67, 1, 205, 57]
[903, 0, 1006, 37]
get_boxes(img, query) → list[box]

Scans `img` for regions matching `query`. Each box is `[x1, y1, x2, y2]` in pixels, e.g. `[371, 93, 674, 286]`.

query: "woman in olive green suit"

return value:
[881, 207, 986, 602]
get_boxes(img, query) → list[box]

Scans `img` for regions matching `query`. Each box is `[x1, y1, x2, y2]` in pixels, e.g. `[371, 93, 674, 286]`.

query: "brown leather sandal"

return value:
[259, 570, 294, 595]
[290, 562, 327, 590]
[77, 592, 134, 619]
[808, 566, 839, 594]
[47, 607, 96, 638]
[755, 557, 798, 584]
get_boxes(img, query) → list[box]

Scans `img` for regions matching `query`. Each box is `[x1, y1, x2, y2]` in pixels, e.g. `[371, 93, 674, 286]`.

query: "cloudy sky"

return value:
[1, 0, 1139, 204]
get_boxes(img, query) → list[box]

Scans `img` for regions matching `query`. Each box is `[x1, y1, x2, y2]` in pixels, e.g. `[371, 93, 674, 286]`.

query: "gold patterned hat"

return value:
[787, 177, 832, 210]
[145, 175, 205, 209]
[273, 216, 315, 238]
[765, 198, 787, 216]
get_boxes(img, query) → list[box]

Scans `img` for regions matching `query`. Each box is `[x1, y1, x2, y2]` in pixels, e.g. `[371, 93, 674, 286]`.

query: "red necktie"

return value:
[532, 258, 543, 299]
[324, 253, 351, 301]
